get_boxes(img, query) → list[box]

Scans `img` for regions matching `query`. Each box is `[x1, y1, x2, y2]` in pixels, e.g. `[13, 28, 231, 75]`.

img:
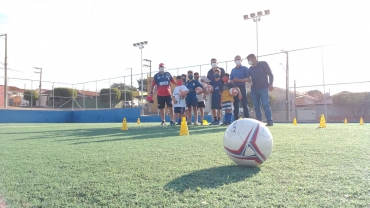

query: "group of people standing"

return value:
[150, 54, 274, 126]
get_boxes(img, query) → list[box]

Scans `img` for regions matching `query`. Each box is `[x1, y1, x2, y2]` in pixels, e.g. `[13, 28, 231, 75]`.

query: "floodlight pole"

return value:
[34, 67, 42, 107]
[243, 10, 270, 59]
[281, 50, 290, 122]
[0, 34, 7, 108]
[133, 41, 148, 115]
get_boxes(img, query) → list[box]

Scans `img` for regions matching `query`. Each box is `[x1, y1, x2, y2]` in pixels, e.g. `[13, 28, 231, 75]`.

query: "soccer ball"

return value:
[195, 87, 203, 94]
[223, 118, 273, 167]
[180, 90, 187, 98]
[230, 87, 238, 96]
[206, 85, 214, 93]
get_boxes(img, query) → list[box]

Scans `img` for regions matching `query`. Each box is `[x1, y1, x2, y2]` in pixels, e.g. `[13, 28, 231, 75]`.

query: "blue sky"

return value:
[1, 0, 370, 94]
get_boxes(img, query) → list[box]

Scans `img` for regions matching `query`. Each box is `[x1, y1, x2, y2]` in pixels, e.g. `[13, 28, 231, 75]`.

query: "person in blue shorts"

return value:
[208, 68, 223, 125]
[185, 70, 204, 126]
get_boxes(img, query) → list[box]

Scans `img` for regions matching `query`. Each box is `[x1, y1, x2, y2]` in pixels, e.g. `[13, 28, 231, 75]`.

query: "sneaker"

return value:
[193, 122, 199, 126]
[200, 121, 204, 126]
[161, 121, 166, 126]
[170, 121, 175, 126]
[266, 122, 273, 126]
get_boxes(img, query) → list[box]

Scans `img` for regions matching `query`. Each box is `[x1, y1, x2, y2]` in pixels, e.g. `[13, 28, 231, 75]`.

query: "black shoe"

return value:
[266, 122, 273, 126]
[161, 121, 166, 126]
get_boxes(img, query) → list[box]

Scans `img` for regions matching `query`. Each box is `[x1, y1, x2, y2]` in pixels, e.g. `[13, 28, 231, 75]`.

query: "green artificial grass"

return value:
[0, 123, 369, 207]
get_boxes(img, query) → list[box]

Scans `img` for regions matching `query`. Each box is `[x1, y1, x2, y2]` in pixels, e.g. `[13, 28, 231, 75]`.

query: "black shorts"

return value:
[157, 95, 172, 109]
[174, 107, 185, 114]
[197, 101, 205, 108]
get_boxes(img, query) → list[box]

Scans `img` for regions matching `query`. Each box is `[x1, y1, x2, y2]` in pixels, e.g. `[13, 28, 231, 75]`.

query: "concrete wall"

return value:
[0, 109, 72, 123]
[0, 108, 215, 123]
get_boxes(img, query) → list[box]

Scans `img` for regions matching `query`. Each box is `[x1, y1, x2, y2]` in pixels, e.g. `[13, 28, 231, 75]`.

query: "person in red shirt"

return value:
[150, 63, 177, 126]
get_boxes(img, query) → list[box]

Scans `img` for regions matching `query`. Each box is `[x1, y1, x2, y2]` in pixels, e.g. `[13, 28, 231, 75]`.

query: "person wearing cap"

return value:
[194, 72, 207, 125]
[151, 63, 177, 126]
[230, 55, 251, 121]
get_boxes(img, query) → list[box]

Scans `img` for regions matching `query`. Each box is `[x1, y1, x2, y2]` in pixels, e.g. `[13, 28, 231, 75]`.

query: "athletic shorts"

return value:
[222, 101, 232, 111]
[186, 98, 198, 108]
[211, 95, 222, 110]
[174, 107, 185, 114]
[197, 101, 205, 108]
[157, 95, 172, 109]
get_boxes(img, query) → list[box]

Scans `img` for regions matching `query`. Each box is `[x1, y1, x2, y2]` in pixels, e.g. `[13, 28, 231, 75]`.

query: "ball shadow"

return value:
[164, 165, 261, 192]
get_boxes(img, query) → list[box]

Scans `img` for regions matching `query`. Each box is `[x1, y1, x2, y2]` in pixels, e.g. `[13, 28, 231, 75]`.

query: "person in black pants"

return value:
[230, 55, 250, 121]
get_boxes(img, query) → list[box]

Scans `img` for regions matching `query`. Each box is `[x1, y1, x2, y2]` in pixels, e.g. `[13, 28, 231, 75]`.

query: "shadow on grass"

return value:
[10, 124, 228, 144]
[165, 165, 260, 192]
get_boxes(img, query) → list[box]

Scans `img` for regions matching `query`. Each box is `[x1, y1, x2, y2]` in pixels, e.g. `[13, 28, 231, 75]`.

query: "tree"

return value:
[23, 90, 39, 105]
[99, 88, 121, 101]
[332, 92, 370, 120]
[53, 88, 77, 103]
[111, 83, 137, 91]
[120, 91, 133, 101]
[306, 90, 323, 97]
[137, 78, 148, 92]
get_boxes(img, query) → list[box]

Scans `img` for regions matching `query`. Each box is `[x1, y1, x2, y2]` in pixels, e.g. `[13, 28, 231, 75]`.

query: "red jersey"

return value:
[152, 72, 176, 96]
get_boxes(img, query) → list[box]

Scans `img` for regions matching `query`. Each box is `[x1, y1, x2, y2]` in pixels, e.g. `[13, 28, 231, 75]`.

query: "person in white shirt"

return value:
[194, 72, 207, 125]
[172, 76, 189, 125]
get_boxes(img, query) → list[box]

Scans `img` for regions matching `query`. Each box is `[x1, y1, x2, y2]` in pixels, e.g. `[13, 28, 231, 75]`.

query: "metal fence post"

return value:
[52, 82, 54, 110]
[31, 80, 33, 110]
[72, 84, 74, 111]
[96, 81, 98, 110]
[109, 79, 111, 109]
[83, 83, 85, 110]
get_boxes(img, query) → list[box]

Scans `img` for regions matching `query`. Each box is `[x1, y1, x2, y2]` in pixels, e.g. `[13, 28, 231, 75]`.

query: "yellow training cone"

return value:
[180, 117, 189, 136]
[344, 118, 347, 124]
[121, 118, 128, 130]
[293, 118, 297, 126]
[137, 118, 141, 124]
[202, 120, 209, 125]
[319, 114, 326, 128]
[360, 117, 364, 125]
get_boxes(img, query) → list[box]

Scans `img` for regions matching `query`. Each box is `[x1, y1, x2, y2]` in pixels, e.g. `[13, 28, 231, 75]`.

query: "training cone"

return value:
[239, 116, 242, 120]
[293, 118, 297, 126]
[121, 118, 128, 130]
[137, 118, 141, 124]
[360, 117, 364, 125]
[344, 118, 348, 124]
[202, 120, 209, 125]
[319, 114, 326, 128]
[180, 117, 189, 136]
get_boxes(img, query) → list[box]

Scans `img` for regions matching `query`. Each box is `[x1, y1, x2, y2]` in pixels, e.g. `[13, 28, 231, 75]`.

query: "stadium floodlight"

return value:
[133, 41, 148, 115]
[243, 10, 270, 59]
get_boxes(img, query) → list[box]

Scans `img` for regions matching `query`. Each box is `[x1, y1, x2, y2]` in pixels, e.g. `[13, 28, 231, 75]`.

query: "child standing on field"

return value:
[220, 73, 242, 125]
[172, 76, 189, 125]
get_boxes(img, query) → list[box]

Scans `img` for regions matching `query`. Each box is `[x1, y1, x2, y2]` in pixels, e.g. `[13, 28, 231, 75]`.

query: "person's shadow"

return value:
[165, 165, 260, 192]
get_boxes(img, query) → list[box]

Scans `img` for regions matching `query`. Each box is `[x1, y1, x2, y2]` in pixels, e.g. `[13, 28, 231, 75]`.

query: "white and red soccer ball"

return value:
[180, 90, 187, 98]
[206, 85, 214, 93]
[230, 87, 239, 96]
[195, 87, 203, 95]
[223, 118, 273, 167]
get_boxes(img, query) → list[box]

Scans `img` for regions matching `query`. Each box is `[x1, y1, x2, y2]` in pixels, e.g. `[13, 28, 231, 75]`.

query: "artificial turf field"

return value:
[0, 123, 369, 207]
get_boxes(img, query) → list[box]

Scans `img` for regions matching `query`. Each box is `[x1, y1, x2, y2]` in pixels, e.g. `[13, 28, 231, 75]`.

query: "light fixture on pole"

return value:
[133, 41, 148, 115]
[143, 59, 152, 93]
[34, 67, 42, 107]
[243, 10, 270, 59]
[0, 33, 7, 108]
